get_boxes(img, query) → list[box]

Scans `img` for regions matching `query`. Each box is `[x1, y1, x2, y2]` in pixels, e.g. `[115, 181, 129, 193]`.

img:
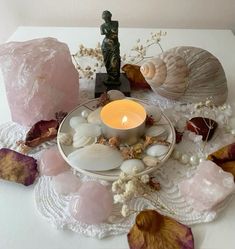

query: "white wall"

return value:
[0, 0, 235, 43]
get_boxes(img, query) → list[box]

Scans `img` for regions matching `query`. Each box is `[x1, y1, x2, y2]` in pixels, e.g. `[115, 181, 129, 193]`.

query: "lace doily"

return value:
[1, 84, 235, 239]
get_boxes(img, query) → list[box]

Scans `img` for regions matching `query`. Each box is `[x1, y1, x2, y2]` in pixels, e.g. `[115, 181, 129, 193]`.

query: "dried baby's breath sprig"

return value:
[123, 30, 167, 65]
[72, 43, 103, 79]
[112, 171, 173, 217]
[108, 136, 120, 149]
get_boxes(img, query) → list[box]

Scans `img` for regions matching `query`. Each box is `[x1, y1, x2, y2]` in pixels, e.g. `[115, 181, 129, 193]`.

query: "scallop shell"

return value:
[58, 132, 73, 146]
[73, 135, 96, 148]
[140, 46, 228, 105]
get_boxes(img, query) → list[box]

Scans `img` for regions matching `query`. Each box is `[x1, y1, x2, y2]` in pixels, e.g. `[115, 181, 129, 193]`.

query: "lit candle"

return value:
[100, 99, 146, 144]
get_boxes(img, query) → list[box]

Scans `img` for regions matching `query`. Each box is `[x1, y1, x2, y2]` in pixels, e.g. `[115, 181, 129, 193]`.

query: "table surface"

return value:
[1, 27, 235, 249]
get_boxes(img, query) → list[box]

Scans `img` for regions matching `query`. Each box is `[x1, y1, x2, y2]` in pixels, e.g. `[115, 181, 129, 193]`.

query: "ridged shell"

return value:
[140, 46, 228, 105]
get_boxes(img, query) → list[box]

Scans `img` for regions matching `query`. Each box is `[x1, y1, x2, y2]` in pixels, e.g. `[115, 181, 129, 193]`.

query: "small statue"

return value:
[100, 10, 121, 85]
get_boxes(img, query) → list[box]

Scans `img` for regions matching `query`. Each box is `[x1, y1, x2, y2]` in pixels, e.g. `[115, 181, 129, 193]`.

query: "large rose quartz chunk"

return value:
[39, 147, 69, 176]
[179, 160, 235, 211]
[0, 37, 79, 126]
[69, 181, 113, 224]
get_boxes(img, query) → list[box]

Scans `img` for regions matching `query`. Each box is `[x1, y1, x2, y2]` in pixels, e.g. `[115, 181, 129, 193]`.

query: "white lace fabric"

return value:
[0, 81, 234, 239]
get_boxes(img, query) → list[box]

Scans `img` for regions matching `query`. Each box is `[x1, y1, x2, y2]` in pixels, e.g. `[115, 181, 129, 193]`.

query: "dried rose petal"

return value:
[0, 148, 38, 186]
[145, 115, 155, 126]
[187, 117, 217, 141]
[97, 92, 110, 107]
[128, 210, 194, 249]
[175, 128, 184, 144]
[208, 142, 235, 180]
[25, 120, 59, 147]
[122, 64, 151, 89]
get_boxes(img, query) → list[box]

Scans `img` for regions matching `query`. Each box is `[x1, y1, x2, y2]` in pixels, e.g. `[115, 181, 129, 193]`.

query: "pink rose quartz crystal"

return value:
[69, 181, 113, 224]
[52, 171, 81, 195]
[0, 37, 79, 126]
[39, 147, 69, 176]
[179, 160, 235, 211]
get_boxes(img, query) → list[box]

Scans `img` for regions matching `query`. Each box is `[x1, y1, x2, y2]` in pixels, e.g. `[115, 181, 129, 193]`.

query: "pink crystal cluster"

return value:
[0, 37, 79, 126]
[39, 147, 113, 224]
[179, 160, 235, 211]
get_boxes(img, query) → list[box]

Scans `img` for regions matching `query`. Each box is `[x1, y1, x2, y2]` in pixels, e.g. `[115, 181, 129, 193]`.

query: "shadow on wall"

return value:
[0, 0, 235, 43]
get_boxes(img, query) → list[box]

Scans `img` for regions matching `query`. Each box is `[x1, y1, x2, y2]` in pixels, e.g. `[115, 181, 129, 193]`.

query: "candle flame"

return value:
[122, 115, 128, 126]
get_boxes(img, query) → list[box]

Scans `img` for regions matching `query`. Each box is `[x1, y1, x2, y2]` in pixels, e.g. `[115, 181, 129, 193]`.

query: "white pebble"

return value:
[120, 159, 145, 175]
[70, 116, 87, 129]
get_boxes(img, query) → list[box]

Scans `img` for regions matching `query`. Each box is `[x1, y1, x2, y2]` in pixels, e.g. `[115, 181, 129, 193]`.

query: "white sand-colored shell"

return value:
[68, 144, 124, 171]
[146, 144, 169, 157]
[107, 90, 125, 101]
[87, 107, 102, 125]
[142, 156, 160, 167]
[140, 46, 228, 105]
[73, 135, 96, 148]
[145, 125, 167, 138]
[70, 116, 87, 129]
[73, 123, 101, 137]
[120, 159, 145, 174]
[58, 132, 73, 146]
[144, 105, 162, 122]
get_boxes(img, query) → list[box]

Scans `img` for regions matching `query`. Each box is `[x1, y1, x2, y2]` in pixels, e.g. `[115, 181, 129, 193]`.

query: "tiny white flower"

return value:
[113, 194, 125, 204]
[121, 204, 130, 217]
[112, 181, 121, 193]
[140, 174, 150, 184]
[125, 180, 136, 193]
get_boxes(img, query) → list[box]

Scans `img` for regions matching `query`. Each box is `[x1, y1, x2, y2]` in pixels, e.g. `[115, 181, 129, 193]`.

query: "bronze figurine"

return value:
[100, 10, 121, 85]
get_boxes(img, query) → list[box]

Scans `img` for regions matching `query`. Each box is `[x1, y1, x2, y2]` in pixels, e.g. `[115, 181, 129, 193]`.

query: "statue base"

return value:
[95, 73, 131, 98]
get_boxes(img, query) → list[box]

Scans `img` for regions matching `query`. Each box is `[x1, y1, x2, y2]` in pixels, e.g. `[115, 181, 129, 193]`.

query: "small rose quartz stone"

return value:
[69, 181, 113, 224]
[179, 160, 235, 211]
[39, 147, 69, 176]
[0, 37, 79, 126]
[52, 171, 81, 195]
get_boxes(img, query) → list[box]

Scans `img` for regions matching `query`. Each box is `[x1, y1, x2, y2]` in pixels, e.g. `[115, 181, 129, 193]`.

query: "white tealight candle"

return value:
[100, 99, 146, 144]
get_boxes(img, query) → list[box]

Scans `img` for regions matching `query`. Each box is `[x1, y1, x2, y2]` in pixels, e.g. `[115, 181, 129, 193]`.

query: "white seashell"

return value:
[140, 46, 228, 105]
[144, 105, 162, 122]
[107, 90, 125, 101]
[68, 144, 124, 171]
[87, 107, 102, 125]
[73, 135, 96, 148]
[142, 156, 160, 167]
[120, 159, 145, 174]
[70, 116, 87, 129]
[145, 125, 167, 139]
[146, 144, 169, 157]
[73, 123, 101, 137]
[58, 132, 73, 146]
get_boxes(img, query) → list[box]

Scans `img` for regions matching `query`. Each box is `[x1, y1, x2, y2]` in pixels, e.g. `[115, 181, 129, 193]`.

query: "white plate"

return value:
[57, 98, 176, 181]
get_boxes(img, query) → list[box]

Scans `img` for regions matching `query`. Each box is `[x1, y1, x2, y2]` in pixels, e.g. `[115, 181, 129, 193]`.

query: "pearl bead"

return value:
[199, 157, 206, 163]
[231, 129, 235, 135]
[81, 110, 89, 118]
[180, 154, 189, 164]
[172, 150, 181, 160]
[190, 155, 199, 165]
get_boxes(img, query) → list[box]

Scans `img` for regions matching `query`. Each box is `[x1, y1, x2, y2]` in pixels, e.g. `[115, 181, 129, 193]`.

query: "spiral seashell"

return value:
[58, 132, 73, 146]
[140, 46, 228, 105]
